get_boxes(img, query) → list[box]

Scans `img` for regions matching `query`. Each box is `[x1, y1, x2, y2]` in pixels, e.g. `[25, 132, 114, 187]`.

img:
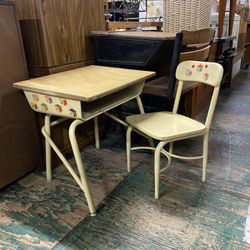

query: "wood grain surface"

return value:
[14, 65, 155, 101]
[14, 0, 105, 75]
[90, 31, 176, 40]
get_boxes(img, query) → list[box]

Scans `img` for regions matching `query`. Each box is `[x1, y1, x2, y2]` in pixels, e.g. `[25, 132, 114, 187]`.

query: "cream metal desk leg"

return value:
[69, 119, 96, 216]
[45, 115, 52, 181]
[136, 96, 145, 114]
[94, 117, 100, 149]
[126, 126, 133, 172]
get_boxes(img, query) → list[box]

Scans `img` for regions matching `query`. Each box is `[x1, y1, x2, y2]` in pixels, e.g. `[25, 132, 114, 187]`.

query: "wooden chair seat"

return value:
[143, 76, 169, 97]
[143, 76, 201, 97]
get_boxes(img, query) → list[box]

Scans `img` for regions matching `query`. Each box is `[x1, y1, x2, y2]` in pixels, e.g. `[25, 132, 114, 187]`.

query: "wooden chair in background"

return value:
[142, 28, 215, 116]
[106, 21, 163, 31]
[126, 60, 224, 199]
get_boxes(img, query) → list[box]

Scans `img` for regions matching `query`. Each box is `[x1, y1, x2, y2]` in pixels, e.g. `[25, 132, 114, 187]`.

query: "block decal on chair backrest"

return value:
[176, 60, 224, 87]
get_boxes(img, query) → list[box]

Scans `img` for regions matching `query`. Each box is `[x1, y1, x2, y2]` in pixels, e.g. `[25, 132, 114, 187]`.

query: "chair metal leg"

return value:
[69, 119, 96, 216]
[94, 117, 100, 149]
[202, 133, 209, 182]
[126, 126, 133, 172]
[44, 115, 52, 182]
[168, 142, 174, 165]
[154, 141, 165, 199]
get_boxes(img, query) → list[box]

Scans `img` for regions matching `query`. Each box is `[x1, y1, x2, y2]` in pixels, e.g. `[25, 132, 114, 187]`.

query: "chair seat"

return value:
[126, 112, 206, 141]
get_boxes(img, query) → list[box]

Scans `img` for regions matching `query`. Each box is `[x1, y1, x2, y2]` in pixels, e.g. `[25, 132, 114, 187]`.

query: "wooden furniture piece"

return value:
[106, 21, 163, 31]
[212, 36, 236, 87]
[218, 0, 237, 38]
[142, 28, 215, 116]
[90, 31, 175, 73]
[0, 0, 41, 188]
[14, 65, 155, 215]
[14, 0, 106, 165]
[15, 0, 105, 77]
[126, 60, 223, 199]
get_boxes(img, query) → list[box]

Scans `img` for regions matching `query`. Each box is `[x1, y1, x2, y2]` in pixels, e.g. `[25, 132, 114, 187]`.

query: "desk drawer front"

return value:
[24, 91, 82, 119]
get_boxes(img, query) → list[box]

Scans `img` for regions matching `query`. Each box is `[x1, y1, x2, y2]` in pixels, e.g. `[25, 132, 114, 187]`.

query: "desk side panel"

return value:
[24, 91, 82, 119]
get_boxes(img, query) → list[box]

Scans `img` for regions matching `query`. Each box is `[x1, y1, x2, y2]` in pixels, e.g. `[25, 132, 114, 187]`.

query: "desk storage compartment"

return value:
[81, 81, 144, 119]
[24, 80, 144, 121]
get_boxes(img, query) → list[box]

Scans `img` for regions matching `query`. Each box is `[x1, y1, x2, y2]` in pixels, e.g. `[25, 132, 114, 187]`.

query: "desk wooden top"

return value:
[14, 65, 155, 102]
[90, 31, 176, 40]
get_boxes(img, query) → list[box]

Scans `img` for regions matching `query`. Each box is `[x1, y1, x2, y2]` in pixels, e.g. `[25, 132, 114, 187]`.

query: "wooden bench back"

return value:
[167, 28, 215, 100]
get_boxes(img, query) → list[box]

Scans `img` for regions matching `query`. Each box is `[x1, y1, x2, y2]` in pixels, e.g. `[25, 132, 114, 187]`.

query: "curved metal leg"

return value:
[126, 126, 133, 172]
[168, 142, 174, 165]
[94, 117, 100, 149]
[136, 96, 145, 114]
[154, 141, 167, 199]
[44, 115, 52, 181]
[69, 119, 96, 216]
[202, 133, 209, 182]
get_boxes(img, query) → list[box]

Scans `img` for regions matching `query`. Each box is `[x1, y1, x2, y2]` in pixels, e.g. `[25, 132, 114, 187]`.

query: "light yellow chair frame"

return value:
[126, 60, 224, 199]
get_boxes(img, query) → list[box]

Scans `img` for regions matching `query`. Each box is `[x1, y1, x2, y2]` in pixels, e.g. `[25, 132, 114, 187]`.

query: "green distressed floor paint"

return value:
[1, 70, 250, 249]
[0, 143, 146, 249]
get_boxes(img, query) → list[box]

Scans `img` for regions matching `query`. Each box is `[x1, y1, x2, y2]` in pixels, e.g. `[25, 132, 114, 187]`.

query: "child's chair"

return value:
[126, 60, 223, 199]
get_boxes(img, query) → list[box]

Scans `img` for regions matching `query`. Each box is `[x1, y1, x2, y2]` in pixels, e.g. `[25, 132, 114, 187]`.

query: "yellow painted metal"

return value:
[14, 66, 156, 215]
[69, 119, 96, 216]
[94, 117, 100, 149]
[126, 61, 224, 199]
[45, 115, 52, 182]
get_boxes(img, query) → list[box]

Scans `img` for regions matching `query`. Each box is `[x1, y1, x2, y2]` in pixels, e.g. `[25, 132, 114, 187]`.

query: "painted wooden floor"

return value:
[1, 70, 250, 249]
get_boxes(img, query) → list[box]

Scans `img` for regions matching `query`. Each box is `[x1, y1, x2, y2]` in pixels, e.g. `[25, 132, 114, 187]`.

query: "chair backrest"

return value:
[167, 28, 215, 100]
[174, 60, 223, 128]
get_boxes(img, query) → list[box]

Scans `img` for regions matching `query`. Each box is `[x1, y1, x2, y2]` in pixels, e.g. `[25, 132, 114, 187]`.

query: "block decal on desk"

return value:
[59, 98, 68, 106]
[32, 93, 39, 102]
[24, 91, 82, 119]
[41, 103, 48, 112]
[31, 102, 38, 110]
[44, 96, 53, 104]
[55, 104, 63, 113]
[69, 108, 77, 117]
